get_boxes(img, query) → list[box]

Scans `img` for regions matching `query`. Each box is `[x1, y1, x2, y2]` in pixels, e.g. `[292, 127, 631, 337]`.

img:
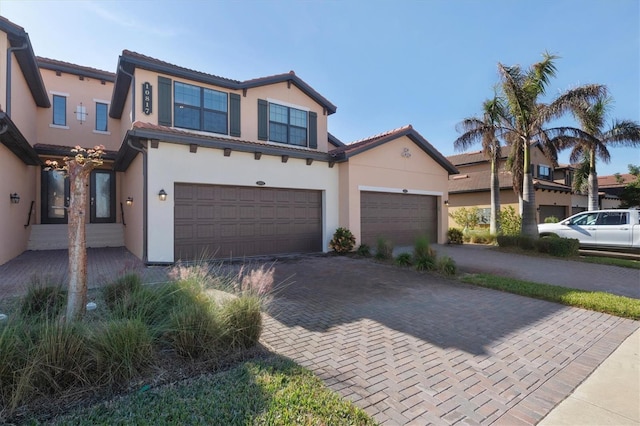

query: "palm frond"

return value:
[602, 120, 640, 146]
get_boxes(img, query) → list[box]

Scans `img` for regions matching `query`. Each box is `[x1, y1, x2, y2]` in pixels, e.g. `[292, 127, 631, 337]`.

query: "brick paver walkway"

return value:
[262, 256, 639, 425]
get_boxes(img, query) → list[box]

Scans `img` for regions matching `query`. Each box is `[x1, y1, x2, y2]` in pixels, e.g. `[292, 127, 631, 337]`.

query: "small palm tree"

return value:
[554, 94, 640, 210]
[454, 95, 504, 235]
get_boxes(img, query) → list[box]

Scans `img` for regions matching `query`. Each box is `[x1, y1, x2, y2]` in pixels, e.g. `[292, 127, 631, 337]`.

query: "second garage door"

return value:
[360, 191, 437, 246]
[174, 183, 322, 260]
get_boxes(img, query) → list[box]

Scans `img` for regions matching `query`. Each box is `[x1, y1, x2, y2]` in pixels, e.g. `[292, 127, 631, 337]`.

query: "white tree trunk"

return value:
[521, 171, 539, 237]
[588, 171, 599, 211]
[490, 164, 500, 235]
[66, 165, 89, 320]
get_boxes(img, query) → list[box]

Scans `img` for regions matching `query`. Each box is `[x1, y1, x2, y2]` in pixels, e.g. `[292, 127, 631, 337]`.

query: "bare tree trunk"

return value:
[66, 165, 89, 320]
[588, 150, 599, 211]
[490, 159, 500, 235]
[521, 143, 539, 238]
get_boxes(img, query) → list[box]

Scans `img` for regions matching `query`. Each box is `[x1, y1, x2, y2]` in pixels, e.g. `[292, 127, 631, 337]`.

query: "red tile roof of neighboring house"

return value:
[449, 168, 571, 193]
[37, 57, 116, 81]
[598, 173, 635, 188]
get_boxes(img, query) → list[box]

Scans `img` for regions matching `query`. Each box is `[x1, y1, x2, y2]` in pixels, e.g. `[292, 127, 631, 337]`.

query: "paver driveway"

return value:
[261, 256, 639, 425]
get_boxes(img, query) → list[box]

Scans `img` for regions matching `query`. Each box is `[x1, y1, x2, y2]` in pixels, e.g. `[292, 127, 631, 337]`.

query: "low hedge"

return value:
[497, 235, 579, 257]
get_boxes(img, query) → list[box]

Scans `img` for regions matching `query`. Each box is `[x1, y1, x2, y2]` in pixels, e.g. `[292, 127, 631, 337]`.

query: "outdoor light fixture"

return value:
[158, 189, 167, 201]
[126, 197, 133, 206]
[9, 193, 20, 204]
[444, 200, 449, 205]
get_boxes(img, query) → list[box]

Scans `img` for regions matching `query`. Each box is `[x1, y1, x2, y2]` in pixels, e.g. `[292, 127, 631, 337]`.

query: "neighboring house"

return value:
[0, 16, 457, 266]
[447, 144, 575, 227]
[597, 173, 632, 209]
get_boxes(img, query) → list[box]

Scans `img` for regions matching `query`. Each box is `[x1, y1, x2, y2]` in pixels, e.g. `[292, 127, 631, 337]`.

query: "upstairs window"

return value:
[174, 82, 227, 134]
[52, 95, 66, 126]
[538, 165, 552, 181]
[95, 102, 108, 132]
[269, 103, 307, 146]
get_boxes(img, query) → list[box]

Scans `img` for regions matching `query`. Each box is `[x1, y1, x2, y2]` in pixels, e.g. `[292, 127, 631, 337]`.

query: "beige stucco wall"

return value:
[36, 68, 120, 151]
[146, 142, 339, 263]
[0, 143, 36, 265]
[338, 136, 450, 245]
[122, 154, 144, 259]
[132, 69, 329, 152]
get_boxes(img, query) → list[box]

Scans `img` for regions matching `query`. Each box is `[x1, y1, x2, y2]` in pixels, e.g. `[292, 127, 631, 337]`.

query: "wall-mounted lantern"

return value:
[9, 193, 20, 204]
[126, 197, 134, 206]
[158, 189, 167, 201]
[444, 200, 449, 205]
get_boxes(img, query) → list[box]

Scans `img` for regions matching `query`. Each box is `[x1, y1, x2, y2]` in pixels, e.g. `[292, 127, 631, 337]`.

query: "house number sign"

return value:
[142, 82, 152, 115]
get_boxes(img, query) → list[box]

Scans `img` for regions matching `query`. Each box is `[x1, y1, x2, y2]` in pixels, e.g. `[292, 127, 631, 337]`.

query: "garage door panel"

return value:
[175, 184, 322, 260]
[361, 192, 437, 247]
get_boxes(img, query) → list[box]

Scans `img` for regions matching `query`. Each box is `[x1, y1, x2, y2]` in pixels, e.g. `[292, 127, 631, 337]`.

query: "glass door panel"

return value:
[90, 170, 116, 223]
[41, 170, 69, 224]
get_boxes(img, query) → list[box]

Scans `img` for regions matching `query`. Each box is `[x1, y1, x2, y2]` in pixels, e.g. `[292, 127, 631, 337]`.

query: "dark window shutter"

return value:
[258, 99, 268, 140]
[229, 93, 241, 137]
[308, 111, 317, 149]
[158, 76, 172, 126]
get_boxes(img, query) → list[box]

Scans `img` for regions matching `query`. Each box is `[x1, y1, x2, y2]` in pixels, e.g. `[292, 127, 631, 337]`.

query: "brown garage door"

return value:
[360, 191, 437, 246]
[174, 183, 322, 260]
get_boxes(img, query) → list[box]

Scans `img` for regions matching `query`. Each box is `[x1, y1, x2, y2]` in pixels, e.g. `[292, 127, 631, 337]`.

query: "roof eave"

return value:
[0, 112, 42, 165]
[6, 32, 49, 108]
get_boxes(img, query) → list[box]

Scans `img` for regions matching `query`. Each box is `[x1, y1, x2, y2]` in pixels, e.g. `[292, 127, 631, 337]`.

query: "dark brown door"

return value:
[360, 191, 437, 246]
[174, 183, 322, 260]
[41, 169, 69, 224]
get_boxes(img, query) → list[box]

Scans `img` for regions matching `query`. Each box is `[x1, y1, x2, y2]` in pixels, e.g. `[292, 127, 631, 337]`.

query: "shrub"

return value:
[414, 255, 436, 271]
[329, 227, 356, 254]
[19, 282, 66, 321]
[102, 273, 143, 311]
[447, 228, 464, 244]
[235, 264, 275, 296]
[499, 206, 521, 236]
[535, 237, 579, 257]
[466, 230, 496, 245]
[356, 244, 371, 257]
[497, 235, 536, 250]
[89, 319, 154, 384]
[394, 253, 412, 266]
[544, 215, 560, 223]
[165, 296, 221, 359]
[0, 322, 30, 407]
[413, 236, 434, 259]
[449, 207, 480, 230]
[437, 256, 457, 276]
[219, 295, 263, 351]
[374, 237, 393, 260]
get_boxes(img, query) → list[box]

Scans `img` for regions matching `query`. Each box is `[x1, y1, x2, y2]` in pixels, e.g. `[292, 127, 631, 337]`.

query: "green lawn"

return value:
[49, 355, 376, 426]
[462, 273, 640, 320]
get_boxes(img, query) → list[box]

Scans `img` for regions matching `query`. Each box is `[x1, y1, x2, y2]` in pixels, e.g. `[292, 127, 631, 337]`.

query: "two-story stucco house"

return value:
[0, 16, 457, 266]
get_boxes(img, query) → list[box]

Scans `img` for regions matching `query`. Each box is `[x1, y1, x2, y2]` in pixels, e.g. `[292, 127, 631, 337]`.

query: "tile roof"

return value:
[449, 168, 571, 193]
[329, 125, 458, 174]
[37, 57, 116, 81]
[598, 173, 635, 188]
[447, 146, 513, 166]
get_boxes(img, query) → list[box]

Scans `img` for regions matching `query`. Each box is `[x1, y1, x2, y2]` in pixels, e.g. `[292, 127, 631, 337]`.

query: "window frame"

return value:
[268, 102, 308, 147]
[173, 81, 228, 135]
[95, 102, 108, 132]
[538, 164, 553, 181]
[52, 94, 67, 126]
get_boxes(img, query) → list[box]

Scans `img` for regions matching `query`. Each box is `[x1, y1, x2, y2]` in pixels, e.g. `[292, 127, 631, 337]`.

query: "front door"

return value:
[41, 170, 69, 224]
[90, 170, 116, 223]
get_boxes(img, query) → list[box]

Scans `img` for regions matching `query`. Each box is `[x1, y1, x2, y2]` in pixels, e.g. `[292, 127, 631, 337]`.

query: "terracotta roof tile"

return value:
[37, 57, 115, 79]
[330, 125, 413, 155]
[598, 173, 635, 188]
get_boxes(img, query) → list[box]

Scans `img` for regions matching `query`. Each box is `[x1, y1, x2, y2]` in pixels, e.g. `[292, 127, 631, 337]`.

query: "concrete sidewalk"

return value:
[539, 329, 640, 425]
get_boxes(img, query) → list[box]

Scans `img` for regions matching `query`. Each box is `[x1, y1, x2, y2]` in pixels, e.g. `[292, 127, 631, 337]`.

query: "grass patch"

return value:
[52, 355, 376, 426]
[462, 273, 640, 320]
[579, 255, 640, 270]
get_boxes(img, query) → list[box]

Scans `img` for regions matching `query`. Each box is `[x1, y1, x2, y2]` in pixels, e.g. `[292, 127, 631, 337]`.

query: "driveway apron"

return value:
[261, 256, 639, 425]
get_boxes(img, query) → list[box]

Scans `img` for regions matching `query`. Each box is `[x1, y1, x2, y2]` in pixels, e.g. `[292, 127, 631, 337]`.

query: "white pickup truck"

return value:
[538, 209, 640, 250]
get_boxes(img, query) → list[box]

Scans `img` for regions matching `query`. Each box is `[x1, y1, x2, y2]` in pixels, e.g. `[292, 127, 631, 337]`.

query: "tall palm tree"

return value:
[554, 94, 640, 210]
[454, 96, 504, 234]
[495, 53, 606, 237]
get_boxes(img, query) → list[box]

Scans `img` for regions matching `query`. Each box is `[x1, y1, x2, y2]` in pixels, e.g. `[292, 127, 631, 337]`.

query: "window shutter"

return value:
[158, 76, 172, 126]
[229, 93, 241, 137]
[258, 99, 268, 140]
[308, 111, 318, 149]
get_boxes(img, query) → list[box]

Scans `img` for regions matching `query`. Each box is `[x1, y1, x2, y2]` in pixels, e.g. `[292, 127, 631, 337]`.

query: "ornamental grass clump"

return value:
[219, 295, 263, 350]
[19, 280, 66, 321]
[413, 236, 436, 271]
[329, 227, 356, 254]
[356, 244, 372, 257]
[374, 237, 393, 260]
[395, 252, 413, 267]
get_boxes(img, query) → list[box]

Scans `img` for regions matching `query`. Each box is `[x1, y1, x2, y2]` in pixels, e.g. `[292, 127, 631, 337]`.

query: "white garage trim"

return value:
[358, 185, 444, 197]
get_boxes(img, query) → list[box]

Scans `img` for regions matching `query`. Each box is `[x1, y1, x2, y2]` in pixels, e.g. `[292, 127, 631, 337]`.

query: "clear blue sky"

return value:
[2, 0, 638, 176]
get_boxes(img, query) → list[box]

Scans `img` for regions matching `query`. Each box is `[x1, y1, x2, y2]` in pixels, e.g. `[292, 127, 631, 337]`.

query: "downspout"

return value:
[127, 138, 148, 264]
[6, 42, 29, 117]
